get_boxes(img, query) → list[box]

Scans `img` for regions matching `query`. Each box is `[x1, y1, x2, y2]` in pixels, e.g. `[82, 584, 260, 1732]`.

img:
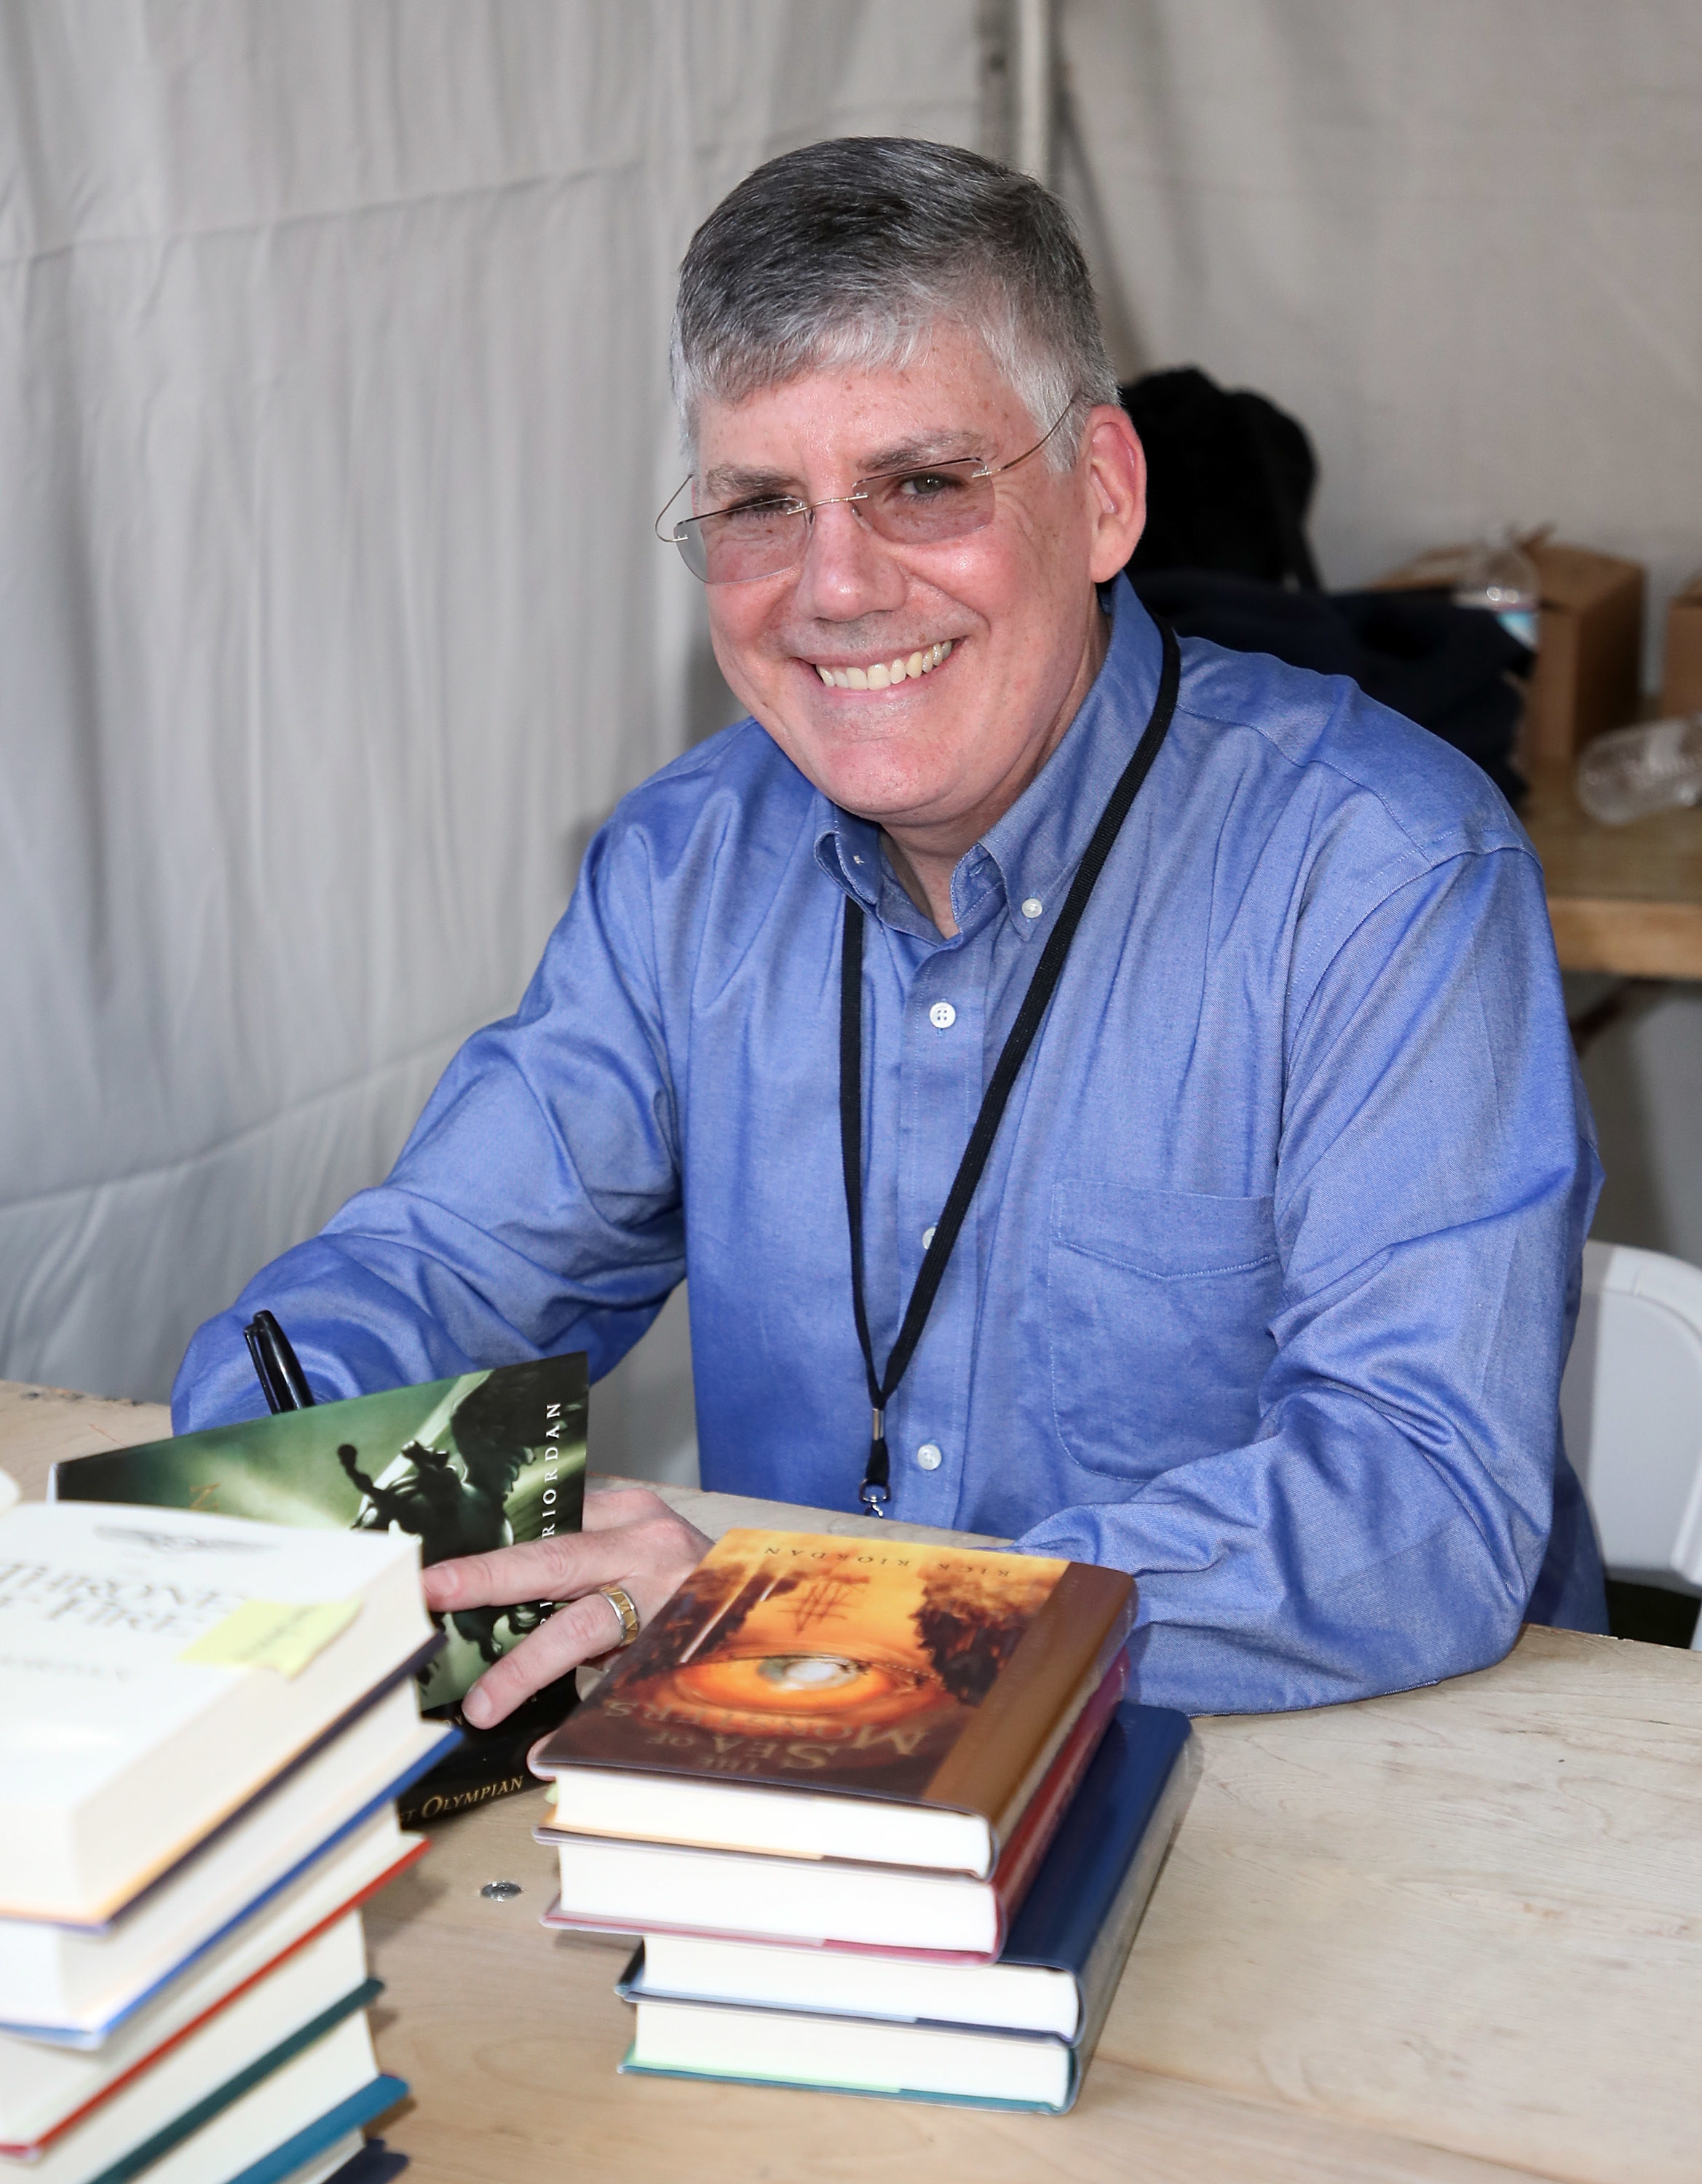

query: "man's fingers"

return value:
[424, 1496, 712, 1612]
[459, 1592, 626, 1728]
[423, 1530, 652, 1611]
[424, 1500, 714, 1729]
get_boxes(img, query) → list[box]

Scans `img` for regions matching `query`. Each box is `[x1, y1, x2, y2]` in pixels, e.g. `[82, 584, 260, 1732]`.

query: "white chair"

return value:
[1561, 1239, 1702, 1645]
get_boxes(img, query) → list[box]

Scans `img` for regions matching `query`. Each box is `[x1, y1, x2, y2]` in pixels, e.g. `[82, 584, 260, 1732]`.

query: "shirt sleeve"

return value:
[171, 820, 684, 1433]
[1012, 841, 1603, 1715]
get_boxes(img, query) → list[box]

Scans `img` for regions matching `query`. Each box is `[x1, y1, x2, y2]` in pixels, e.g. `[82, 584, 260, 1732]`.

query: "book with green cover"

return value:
[51, 1355, 587, 1714]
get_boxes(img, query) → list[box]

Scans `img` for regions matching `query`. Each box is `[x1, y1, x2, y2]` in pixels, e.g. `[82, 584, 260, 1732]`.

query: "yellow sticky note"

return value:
[179, 1598, 361, 1679]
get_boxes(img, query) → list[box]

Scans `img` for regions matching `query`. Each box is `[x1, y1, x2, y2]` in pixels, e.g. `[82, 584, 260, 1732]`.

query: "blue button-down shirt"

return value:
[175, 578, 1606, 1713]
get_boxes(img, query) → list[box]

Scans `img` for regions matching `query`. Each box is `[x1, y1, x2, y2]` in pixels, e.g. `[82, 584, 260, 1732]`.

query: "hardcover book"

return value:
[0, 1500, 435, 1927]
[52, 1353, 587, 1714]
[533, 1528, 1135, 1879]
[55, 2009, 402, 2184]
[617, 1701, 1199, 2113]
[1, 1818, 424, 2151]
[1, 1685, 448, 2043]
[11, 1915, 390, 2184]
[538, 1652, 1129, 1957]
[393, 1666, 577, 1829]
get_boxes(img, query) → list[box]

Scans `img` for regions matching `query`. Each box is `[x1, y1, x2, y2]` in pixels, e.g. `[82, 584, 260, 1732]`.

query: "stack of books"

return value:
[529, 1528, 1198, 2113]
[0, 1482, 455, 2181]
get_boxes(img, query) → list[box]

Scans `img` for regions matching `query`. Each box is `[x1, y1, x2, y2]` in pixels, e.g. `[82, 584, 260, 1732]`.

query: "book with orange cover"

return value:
[536, 1650, 1128, 1958]
[531, 1529, 1134, 1882]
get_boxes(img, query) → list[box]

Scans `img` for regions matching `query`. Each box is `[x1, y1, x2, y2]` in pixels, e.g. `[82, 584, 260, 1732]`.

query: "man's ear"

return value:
[1082, 405, 1147, 583]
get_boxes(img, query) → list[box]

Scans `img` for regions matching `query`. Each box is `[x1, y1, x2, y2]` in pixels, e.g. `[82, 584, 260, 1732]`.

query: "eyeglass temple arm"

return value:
[654, 475, 694, 544]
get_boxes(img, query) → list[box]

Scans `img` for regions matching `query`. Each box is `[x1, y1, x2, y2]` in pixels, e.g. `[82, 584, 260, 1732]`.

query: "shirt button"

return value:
[916, 1443, 943, 1471]
[922, 1225, 936, 1249]
[1021, 897, 1043, 919]
[929, 1001, 957, 1029]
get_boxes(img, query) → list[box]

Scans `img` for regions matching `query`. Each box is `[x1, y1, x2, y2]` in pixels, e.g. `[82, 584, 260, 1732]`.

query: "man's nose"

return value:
[791, 498, 908, 620]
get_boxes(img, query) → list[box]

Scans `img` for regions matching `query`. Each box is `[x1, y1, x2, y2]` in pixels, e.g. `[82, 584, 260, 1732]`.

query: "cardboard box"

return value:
[1377, 537, 1645, 762]
[1661, 572, 1702, 718]
[1524, 542, 1645, 760]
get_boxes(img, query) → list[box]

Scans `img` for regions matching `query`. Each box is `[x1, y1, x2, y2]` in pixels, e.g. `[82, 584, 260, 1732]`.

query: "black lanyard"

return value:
[839, 620, 1181, 1513]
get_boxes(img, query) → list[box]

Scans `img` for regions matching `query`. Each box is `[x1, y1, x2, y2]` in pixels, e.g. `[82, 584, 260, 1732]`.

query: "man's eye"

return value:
[892, 469, 971, 502]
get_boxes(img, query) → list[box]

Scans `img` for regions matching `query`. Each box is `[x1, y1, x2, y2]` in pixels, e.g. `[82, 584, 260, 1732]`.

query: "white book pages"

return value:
[549, 1835, 1000, 1955]
[0, 1682, 443, 2039]
[543, 1766, 992, 1874]
[628, 1994, 1071, 2108]
[0, 1500, 428, 1923]
[636, 1930, 1080, 2038]
[144, 2018, 383, 2184]
[1, 1802, 419, 2145]
[16, 1918, 372, 2184]
[276, 2130, 368, 2184]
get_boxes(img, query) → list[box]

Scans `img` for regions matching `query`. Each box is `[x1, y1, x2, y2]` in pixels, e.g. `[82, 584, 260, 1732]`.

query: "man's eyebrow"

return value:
[700, 464, 800, 502]
[699, 430, 986, 504]
[860, 430, 983, 472]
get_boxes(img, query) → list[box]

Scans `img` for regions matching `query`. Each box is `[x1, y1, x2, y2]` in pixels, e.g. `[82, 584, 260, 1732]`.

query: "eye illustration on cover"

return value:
[603, 1540, 1065, 1787]
[656, 1563, 929, 1734]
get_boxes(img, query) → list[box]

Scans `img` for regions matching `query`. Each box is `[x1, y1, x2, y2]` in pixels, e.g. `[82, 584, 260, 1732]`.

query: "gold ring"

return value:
[596, 1583, 641, 1648]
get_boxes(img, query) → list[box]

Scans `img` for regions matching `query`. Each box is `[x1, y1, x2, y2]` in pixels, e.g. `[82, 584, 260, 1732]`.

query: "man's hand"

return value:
[421, 1485, 711, 1728]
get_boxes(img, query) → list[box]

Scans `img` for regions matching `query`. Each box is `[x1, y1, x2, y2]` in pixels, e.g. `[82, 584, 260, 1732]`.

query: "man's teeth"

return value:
[815, 641, 952, 690]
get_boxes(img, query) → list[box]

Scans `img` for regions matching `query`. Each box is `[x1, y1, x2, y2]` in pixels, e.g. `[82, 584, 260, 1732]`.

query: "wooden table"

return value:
[8, 1380, 1702, 2184]
[1522, 757, 1702, 976]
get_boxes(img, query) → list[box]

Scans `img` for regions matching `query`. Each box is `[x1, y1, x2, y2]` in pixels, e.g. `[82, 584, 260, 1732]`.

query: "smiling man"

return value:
[174, 138, 1607, 1725]
[681, 315, 1125, 930]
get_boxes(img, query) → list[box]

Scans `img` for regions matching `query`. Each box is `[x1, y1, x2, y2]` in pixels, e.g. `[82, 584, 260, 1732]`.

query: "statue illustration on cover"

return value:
[338, 1369, 558, 1666]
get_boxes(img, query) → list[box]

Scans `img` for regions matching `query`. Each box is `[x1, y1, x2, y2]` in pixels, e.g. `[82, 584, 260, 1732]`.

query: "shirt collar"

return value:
[812, 577, 1167, 941]
[814, 806, 882, 909]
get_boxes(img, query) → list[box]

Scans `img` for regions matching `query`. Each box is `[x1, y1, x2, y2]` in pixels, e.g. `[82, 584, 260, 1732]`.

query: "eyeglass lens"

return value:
[678, 462, 998, 585]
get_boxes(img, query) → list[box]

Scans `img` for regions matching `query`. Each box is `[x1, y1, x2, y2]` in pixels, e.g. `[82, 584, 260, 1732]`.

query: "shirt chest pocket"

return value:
[1048, 1181, 1281, 1478]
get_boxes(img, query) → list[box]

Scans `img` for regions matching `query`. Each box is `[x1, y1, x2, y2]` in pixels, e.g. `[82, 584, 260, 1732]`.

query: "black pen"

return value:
[243, 1309, 317, 1414]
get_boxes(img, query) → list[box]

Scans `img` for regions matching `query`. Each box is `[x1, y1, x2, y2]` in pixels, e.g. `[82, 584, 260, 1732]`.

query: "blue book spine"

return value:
[1002, 1702, 1198, 2071]
[614, 1703, 1199, 2115]
[226, 2084, 411, 2184]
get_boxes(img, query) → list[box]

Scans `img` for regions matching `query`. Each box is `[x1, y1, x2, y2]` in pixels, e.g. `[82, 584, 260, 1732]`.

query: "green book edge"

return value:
[226, 2076, 411, 2184]
[87, 1979, 384, 2184]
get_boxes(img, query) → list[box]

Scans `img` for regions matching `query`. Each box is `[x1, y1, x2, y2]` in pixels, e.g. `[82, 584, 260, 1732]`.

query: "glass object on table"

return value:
[1453, 529, 1542, 652]
[1575, 715, 1702, 825]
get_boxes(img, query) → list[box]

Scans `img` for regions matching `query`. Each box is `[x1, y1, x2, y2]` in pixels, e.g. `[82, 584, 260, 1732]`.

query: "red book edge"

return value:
[988, 1646, 1130, 1936]
[0, 1837, 428, 2158]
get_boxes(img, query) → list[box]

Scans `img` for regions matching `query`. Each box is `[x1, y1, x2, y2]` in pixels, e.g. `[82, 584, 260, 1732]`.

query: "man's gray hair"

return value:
[671, 137, 1118, 470]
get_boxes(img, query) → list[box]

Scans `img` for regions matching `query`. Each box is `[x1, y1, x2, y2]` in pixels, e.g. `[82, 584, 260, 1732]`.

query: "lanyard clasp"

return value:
[860, 1407, 890, 1515]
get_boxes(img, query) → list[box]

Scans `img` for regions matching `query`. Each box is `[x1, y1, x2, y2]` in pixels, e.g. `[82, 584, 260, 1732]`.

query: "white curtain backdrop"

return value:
[9, 0, 1700, 1419]
[0, 1, 980, 1406]
[1057, 0, 1702, 668]
[1056, 0, 1702, 1277]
